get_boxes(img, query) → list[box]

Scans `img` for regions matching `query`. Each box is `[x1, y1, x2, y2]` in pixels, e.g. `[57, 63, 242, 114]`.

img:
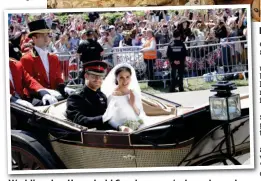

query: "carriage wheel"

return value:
[11, 131, 58, 170]
[12, 145, 46, 170]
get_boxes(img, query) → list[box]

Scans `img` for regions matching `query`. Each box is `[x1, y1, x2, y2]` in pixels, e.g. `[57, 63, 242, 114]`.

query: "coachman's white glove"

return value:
[64, 87, 76, 95]
[42, 94, 58, 105]
[15, 99, 34, 108]
[45, 89, 62, 98]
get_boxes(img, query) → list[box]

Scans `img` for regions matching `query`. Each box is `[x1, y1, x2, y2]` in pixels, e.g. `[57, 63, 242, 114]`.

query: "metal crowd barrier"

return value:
[55, 38, 248, 88]
[183, 40, 248, 78]
[55, 52, 82, 85]
[109, 40, 248, 88]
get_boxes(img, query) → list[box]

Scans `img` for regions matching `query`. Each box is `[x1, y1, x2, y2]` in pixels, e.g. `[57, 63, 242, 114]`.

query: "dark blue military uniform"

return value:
[66, 86, 108, 129]
[167, 39, 187, 92]
[66, 60, 111, 130]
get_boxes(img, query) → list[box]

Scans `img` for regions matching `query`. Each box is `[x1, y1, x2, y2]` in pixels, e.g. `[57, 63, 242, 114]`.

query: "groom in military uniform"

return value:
[66, 61, 112, 130]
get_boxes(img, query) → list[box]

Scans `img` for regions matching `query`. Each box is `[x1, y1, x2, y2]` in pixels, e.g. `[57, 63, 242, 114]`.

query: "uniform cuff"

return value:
[38, 90, 50, 98]
[10, 95, 19, 102]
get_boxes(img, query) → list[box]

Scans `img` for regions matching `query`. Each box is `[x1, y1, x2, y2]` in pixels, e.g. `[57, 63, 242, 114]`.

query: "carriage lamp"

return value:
[209, 81, 242, 164]
[209, 81, 241, 122]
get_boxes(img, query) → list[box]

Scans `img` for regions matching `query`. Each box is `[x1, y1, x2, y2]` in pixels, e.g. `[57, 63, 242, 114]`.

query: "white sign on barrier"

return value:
[112, 46, 144, 66]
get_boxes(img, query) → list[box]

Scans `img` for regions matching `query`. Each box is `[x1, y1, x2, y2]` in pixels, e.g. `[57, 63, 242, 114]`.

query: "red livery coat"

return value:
[9, 58, 43, 98]
[20, 48, 64, 90]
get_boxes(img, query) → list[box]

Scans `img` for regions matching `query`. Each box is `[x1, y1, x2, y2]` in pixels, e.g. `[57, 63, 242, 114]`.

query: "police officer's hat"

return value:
[86, 29, 94, 36]
[27, 19, 51, 38]
[83, 61, 108, 76]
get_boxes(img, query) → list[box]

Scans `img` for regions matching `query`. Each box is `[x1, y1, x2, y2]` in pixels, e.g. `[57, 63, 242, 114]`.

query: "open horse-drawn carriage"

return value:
[10, 82, 250, 170]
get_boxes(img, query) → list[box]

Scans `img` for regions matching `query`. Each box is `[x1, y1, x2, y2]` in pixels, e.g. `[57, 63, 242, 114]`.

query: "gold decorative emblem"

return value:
[103, 135, 108, 144]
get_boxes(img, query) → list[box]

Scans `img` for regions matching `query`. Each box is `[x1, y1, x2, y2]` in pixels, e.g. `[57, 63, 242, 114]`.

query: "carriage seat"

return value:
[44, 100, 68, 120]
[43, 95, 177, 120]
[42, 95, 178, 132]
[141, 96, 177, 116]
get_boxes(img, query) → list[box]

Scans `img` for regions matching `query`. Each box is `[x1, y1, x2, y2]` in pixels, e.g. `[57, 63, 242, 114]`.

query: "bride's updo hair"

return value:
[115, 66, 132, 85]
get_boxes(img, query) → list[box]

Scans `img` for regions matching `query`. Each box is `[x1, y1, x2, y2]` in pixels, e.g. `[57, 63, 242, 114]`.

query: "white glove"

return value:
[102, 99, 116, 123]
[15, 99, 34, 108]
[45, 89, 62, 97]
[64, 87, 76, 95]
[42, 94, 58, 105]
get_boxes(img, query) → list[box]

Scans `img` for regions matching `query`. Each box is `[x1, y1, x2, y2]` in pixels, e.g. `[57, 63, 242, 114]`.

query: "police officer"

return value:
[66, 61, 113, 130]
[77, 29, 104, 64]
[167, 29, 187, 92]
[77, 29, 104, 82]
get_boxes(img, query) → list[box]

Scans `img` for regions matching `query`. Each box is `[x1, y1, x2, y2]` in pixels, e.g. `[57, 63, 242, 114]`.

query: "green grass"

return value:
[140, 78, 248, 94]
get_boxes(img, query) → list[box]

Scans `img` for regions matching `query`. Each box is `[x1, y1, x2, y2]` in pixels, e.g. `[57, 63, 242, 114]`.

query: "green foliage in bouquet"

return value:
[123, 119, 144, 130]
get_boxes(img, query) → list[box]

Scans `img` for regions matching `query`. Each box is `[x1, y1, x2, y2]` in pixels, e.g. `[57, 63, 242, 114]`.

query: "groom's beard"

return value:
[86, 80, 102, 91]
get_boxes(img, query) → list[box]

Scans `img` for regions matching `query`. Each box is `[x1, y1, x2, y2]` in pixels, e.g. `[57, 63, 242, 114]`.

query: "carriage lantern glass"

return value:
[209, 81, 241, 121]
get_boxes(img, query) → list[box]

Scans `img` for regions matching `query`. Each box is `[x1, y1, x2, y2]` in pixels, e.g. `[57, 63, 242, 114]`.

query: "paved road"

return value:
[155, 86, 249, 107]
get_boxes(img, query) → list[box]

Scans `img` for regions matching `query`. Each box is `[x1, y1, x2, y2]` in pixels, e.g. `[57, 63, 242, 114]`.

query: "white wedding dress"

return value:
[106, 90, 146, 130]
[101, 63, 147, 131]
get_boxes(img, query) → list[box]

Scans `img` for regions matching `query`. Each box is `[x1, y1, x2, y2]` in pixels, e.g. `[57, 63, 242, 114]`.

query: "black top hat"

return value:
[83, 61, 108, 76]
[28, 19, 51, 38]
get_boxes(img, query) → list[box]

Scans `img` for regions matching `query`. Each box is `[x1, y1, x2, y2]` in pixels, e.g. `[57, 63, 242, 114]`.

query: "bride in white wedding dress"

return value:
[101, 63, 146, 132]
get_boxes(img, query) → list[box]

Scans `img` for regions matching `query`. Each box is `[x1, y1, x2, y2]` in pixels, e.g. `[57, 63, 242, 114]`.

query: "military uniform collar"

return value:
[84, 85, 101, 94]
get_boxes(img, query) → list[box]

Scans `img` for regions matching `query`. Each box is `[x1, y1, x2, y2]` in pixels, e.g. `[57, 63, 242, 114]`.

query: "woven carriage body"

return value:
[49, 133, 193, 168]
[49, 113, 250, 168]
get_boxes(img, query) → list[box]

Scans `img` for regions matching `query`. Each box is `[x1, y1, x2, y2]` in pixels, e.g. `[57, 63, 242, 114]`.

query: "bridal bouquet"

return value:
[123, 119, 144, 130]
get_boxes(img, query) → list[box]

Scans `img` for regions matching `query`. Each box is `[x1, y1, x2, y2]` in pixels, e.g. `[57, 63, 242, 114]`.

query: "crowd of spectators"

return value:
[8, 9, 247, 52]
[8, 8, 248, 80]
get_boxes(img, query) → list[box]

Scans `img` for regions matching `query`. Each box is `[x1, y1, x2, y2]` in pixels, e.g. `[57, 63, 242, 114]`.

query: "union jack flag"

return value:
[197, 60, 205, 70]
[185, 57, 194, 69]
[68, 56, 79, 80]
[155, 59, 164, 70]
[207, 57, 216, 66]
[214, 48, 222, 59]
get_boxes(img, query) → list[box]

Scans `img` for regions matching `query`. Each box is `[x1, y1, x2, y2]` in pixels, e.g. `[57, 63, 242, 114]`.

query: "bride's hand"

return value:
[129, 90, 140, 116]
[119, 126, 133, 133]
[129, 90, 135, 107]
